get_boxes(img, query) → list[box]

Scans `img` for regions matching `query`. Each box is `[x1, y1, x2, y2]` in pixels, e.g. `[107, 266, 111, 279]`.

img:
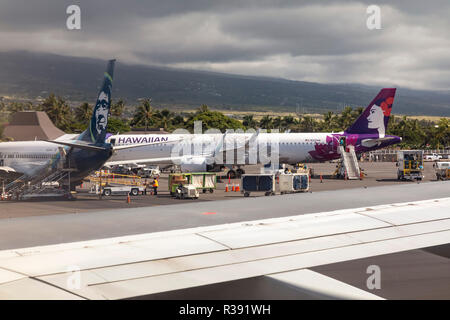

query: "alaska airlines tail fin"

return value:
[345, 88, 396, 138]
[78, 59, 115, 144]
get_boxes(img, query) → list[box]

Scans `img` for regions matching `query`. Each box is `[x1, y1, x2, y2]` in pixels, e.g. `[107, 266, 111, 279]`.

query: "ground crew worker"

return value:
[152, 177, 159, 195]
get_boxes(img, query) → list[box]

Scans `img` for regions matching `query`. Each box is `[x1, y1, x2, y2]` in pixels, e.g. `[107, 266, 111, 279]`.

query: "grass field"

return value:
[169, 107, 450, 122]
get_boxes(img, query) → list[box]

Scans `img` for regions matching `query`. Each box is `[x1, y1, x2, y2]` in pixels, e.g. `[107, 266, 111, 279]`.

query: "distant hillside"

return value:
[0, 51, 450, 116]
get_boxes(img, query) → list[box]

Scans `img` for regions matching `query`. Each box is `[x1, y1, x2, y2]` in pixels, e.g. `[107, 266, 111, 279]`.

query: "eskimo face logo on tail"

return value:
[89, 69, 113, 143]
[367, 97, 394, 138]
[77, 59, 114, 144]
[95, 91, 109, 135]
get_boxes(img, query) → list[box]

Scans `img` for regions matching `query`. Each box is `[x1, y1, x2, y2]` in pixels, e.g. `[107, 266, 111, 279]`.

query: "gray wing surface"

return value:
[0, 196, 449, 299]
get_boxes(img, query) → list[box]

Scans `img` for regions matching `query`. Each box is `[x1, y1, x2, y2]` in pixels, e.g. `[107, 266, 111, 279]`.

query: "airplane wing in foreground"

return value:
[0, 196, 449, 299]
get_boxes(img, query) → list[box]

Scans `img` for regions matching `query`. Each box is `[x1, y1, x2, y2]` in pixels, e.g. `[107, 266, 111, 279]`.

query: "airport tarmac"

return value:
[0, 161, 440, 219]
[0, 161, 448, 250]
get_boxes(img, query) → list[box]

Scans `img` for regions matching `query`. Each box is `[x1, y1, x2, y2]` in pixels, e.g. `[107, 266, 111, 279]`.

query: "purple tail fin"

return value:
[345, 88, 396, 137]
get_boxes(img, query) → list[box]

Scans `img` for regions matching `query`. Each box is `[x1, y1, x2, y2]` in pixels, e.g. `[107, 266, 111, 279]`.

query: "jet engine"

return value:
[179, 157, 207, 172]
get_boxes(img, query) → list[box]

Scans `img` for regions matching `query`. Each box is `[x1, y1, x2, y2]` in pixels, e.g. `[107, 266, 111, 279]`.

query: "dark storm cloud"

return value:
[0, 0, 449, 90]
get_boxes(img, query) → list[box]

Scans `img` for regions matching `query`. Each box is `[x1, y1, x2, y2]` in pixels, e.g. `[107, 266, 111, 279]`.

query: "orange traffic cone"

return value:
[231, 185, 235, 192]
[320, 174, 323, 183]
[127, 194, 131, 203]
[225, 185, 229, 192]
[235, 184, 240, 192]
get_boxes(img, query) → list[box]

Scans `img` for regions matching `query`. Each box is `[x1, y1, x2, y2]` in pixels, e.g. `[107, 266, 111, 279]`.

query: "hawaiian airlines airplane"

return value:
[106, 88, 401, 176]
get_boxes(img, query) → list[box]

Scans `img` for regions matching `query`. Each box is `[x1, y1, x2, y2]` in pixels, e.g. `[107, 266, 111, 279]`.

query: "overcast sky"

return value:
[0, 0, 449, 90]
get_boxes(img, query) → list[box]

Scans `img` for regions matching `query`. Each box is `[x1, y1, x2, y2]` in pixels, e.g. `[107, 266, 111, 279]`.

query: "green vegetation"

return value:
[0, 94, 449, 149]
[184, 105, 244, 132]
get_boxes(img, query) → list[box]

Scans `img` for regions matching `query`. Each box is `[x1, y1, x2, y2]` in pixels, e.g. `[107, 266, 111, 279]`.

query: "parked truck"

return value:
[88, 172, 145, 196]
[89, 184, 144, 196]
[425, 153, 442, 161]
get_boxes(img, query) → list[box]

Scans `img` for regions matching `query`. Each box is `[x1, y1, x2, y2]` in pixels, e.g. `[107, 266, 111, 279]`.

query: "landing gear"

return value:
[236, 168, 245, 177]
[227, 170, 237, 179]
[227, 168, 245, 179]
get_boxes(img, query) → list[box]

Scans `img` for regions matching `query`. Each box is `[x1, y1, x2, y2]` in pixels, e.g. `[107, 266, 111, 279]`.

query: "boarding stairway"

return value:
[3, 149, 74, 199]
[338, 145, 360, 180]
[3, 168, 72, 199]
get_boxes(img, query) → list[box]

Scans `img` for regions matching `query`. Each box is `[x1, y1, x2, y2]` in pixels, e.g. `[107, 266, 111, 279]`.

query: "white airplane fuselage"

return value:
[107, 132, 335, 167]
[0, 141, 61, 176]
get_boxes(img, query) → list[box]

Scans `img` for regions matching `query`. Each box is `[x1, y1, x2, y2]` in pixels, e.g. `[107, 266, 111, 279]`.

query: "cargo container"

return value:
[279, 173, 310, 194]
[241, 174, 275, 197]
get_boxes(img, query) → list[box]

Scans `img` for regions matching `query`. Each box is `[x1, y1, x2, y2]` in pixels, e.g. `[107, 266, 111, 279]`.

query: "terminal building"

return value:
[2, 111, 65, 141]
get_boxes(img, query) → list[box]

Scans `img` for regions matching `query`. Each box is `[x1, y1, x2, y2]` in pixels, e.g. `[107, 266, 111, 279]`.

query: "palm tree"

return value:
[132, 98, 154, 132]
[322, 111, 335, 131]
[300, 116, 317, 132]
[338, 106, 354, 130]
[111, 99, 125, 118]
[282, 116, 295, 129]
[40, 94, 73, 131]
[273, 116, 283, 130]
[259, 115, 273, 129]
[172, 115, 185, 128]
[75, 102, 92, 123]
[243, 115, 257, 128]
[155, 109, 173, 130]
[435, 118, 449, 150]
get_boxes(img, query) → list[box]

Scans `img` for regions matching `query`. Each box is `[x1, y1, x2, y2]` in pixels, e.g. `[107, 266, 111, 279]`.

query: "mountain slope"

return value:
[0, 51, 449, 116]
